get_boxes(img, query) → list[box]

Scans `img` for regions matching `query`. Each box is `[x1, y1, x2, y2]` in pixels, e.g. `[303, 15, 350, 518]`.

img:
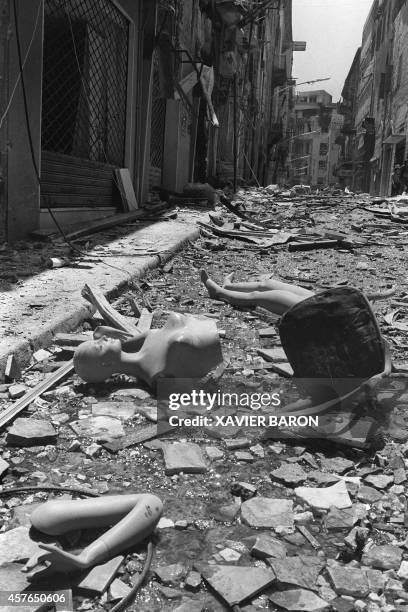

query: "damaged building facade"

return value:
[0, 0, 298, 242]
[339, 0, 408, 195]
[290, 90, 343, 187]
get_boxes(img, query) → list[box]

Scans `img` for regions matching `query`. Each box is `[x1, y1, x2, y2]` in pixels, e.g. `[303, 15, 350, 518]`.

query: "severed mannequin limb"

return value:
[200, 270, 314, 315]
[25, 494, 163, 580]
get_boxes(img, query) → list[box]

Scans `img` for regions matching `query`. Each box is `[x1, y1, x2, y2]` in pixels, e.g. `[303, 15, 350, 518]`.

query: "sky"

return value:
[292, 0, 374, 101]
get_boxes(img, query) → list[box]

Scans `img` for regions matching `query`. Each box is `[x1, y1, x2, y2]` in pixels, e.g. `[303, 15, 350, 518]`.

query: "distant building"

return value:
[290, 90, 343, 187]
[340, 0, 408, 195]
[337, 48, 361, 187]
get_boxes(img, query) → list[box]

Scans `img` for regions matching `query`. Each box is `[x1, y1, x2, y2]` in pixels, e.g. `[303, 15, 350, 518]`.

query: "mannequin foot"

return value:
[200, 269, 222, 300]
[223, 272, 235, 287]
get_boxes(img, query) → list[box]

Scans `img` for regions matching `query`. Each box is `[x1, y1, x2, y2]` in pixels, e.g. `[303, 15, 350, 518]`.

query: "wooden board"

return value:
[114, 168, 138, 211]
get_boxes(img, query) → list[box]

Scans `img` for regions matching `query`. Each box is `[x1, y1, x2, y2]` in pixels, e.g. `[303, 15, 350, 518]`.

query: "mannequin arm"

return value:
[93, 326, 149, 351]
[27, 494, 162, 579]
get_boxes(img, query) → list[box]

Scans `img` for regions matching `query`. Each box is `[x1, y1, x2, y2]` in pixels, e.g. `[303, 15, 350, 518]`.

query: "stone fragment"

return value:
[0, 458, 9, 479]
[364, 474, 394, 490]
[241, 497, 294, 529]
[205, 446, 224, 460]
[92, 401, 137, 419]
[8, 384, 27, 399]
[109, 578, 131, 602]
[325, 506, 356, 530]
[225, 438, 250, 450]
[157, 585, 184, 599]
[330, 600, 356, 612]
[195, 564, 275, 607]
[77, 556, 124, 594]
[344, 527, 369, 550]
[219, 548, 241, 562]
[70, 416, 124, 440]
[157, 518, 175, 529]
[162, 443, 207, 475]
[83, 443, 102, 458]
[356, 486, 383, 504]
[327, 565, 369, 597]
[173, 599, 204, 612]
[366, 569, 386, 593]
[362, 545, 403, 570]
[271, 463, 307, 486]
[251, 535, 287, 560]
[250, 444, 265, 458]
[185, 570, 201, 590]
[320, 457, 354, 474]
[295, 481, 352, 511]
[268, 555, 324, 591]
[231, 481, 257, 499]
[10, 503, 41, 528]
[270, 588, 329, 612]
[33, 348, 52, 362]
[0, 527, 48, 564]
[111, 388, 152, 400]
[6, 418, 57, 446]
[294, 511, 314, 525]
[397, 560, 408, 580]
[214, 498, 241, 522]
[235, 451, 254, 462]
[154, 563, 187, 586]
[308, 471, 340, 486]
[175, 520, 188, 530]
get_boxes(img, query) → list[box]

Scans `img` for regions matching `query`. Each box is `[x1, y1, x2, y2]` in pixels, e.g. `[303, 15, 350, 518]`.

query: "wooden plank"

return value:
[114, 168, 138, 211]
[137, 308, 154, 333]
[82, 285, 141, 336]
[0, 361, 74, 430]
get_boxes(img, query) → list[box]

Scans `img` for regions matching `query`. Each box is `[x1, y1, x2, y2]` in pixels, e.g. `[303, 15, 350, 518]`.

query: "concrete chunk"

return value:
[162, 443, 207, 475]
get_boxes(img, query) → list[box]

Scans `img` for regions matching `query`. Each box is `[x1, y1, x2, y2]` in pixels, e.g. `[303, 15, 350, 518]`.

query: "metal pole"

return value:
[233, 73, 238, 193]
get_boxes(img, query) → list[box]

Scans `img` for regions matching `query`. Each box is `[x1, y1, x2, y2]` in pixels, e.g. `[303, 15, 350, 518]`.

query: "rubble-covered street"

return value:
[1, 188, 408, 612]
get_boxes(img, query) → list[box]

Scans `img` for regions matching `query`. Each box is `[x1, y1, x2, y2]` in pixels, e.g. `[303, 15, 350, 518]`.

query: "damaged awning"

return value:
[175, 65, 219, 128]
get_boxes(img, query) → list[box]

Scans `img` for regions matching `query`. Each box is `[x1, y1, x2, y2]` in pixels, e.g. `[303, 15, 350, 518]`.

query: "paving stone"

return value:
[320, 457, 354, 474]
[295, 480, 352, 511]
[70, 416, 125, 440]
[76, 556, 124, 594]
[195, 563, 275, 607]
[327, 565, 369, 597]
[0, 527, 45, 564]
[6, 418, 57, 446]
[0, 458, 9, 479]
[270, 588, 330, 611]
[268, 555, 325, 591]
[356, 486, 383, 504]
[362, 545, 403, 570]
[205, 446, 224, 460]
[185, 570, 202, 590]
[364, 474, 394, 490]
[325, 506, 356, 530]
[251, 535, 287, 560]
[271, 463, 308, 486]
[0, 562, 33, 591]
[235, 451, 254, 462]
[162, 442, 207, 475]
[92, 401, 138, 419]
[225, 438, 250, 450]
[154, 563, 187, 586]
[241, 497, 294, 529]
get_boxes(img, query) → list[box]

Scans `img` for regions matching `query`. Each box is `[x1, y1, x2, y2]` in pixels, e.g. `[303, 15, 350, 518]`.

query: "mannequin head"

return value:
[74, 336, 123, 383]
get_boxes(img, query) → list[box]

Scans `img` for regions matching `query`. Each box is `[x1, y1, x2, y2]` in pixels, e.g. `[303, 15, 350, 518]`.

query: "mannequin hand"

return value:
[24, 543, 89, 581]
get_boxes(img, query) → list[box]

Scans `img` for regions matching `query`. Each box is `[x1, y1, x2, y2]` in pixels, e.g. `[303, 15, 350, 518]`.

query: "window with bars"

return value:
[41, 0, 129, 166]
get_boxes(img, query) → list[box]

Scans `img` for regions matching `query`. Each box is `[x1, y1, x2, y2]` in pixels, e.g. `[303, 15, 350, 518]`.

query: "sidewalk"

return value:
[0, 209, 205, 379]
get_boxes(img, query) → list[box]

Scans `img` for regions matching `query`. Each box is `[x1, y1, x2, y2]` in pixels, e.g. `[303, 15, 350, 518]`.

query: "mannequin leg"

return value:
[223, 278, 313, 297]
[201, 271, 303, 315]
